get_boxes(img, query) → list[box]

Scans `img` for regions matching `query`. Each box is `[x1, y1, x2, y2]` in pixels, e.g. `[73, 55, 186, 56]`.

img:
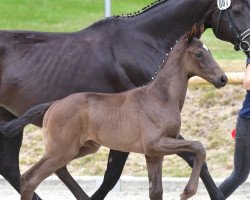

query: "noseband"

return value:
[216, 8, 250, 53]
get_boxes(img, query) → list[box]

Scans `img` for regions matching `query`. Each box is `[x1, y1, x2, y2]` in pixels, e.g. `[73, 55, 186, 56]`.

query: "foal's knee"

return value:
[192, 141, 206, 161]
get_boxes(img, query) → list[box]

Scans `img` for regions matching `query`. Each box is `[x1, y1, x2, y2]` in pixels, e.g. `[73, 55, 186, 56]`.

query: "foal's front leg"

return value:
[145, 137, 206, 200]
[145, 156, 164, 200]
[177, 135, 225, 200]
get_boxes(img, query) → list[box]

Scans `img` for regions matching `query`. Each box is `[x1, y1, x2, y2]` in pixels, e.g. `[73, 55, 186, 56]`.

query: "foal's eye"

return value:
[195, 52, 203, 58]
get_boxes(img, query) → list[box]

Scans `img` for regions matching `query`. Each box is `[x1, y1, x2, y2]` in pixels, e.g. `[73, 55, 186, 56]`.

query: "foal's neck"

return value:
[148, 42, 188, 110]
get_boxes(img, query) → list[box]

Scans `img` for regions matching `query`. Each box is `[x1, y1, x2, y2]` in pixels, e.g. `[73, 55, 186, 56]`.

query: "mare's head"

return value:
[181, 25, 228, 88]
[210, 0, 250, 55]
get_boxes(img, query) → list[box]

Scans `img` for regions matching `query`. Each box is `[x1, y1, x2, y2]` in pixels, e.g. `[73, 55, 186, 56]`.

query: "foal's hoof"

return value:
[180, 193, 193, 200]
[180, 187, 196, 200]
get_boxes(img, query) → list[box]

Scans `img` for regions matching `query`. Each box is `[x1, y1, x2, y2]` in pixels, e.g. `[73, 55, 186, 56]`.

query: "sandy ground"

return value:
[1, 176, 250, 200]
[1, 189, 247, 200]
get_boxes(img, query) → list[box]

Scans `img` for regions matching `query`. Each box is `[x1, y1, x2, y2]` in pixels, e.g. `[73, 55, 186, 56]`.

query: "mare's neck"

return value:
[127, 0, 214, 50]
[148, 42, 188, 110]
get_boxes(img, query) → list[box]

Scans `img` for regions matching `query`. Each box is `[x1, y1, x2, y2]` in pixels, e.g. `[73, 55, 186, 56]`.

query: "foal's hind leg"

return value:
[145, 156, 164, 200]
[55, 142, 100, 200]
[21, 151, 78, 200]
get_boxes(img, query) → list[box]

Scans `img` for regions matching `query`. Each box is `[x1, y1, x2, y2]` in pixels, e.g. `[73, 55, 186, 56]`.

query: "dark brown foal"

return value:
[20, 26, 227, 200]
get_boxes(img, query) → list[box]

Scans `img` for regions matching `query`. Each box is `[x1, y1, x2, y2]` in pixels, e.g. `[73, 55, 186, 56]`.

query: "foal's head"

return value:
[181, 25, 228, 88]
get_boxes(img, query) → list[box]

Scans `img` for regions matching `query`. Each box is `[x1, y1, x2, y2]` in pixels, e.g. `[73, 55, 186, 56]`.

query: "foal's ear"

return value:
[188, 24, 205, 42]
[187, 24, 197, 43]
[195, 24, 205, 39]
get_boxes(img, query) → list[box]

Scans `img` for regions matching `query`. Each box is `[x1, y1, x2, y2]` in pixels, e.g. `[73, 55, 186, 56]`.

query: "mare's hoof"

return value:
[210, 193, 225, 200]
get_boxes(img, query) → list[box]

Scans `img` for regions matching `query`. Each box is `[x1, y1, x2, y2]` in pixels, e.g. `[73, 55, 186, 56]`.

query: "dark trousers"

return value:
[219, 116, 250, 198]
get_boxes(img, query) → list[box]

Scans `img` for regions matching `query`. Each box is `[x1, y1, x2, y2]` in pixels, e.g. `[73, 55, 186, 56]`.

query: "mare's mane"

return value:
[7, 0, 173, 44]
[114, 0, 171, 18]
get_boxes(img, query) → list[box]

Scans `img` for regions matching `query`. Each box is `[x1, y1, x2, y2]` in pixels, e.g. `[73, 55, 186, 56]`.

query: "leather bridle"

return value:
[216, 8, 250, 54]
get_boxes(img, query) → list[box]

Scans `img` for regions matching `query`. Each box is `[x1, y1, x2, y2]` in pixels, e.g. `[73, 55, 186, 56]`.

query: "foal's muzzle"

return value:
[215, 74, 228, 88]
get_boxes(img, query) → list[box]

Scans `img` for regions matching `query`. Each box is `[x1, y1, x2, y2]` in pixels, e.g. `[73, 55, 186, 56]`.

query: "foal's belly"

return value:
[94, 129, 145, 154]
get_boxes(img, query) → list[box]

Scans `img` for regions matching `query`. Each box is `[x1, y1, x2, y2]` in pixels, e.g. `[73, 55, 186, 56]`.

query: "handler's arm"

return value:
[243, 58, 250, 90]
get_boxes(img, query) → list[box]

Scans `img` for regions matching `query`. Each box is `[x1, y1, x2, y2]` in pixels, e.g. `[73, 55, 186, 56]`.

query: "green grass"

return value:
[201, 30, 245, 60]
[0, 0, 153, 31]
[0, 0, 246, 178]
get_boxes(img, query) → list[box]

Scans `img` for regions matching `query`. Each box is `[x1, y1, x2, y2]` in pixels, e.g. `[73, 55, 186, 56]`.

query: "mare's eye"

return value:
[232, 9, 241, 16]
[195, 52, 203, 58]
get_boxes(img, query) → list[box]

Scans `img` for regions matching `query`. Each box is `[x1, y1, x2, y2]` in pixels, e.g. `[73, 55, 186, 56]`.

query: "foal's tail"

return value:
[0, 102, 53, 138]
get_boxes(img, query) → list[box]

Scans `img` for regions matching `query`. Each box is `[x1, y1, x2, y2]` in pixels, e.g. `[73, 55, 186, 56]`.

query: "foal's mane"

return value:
[114, 0, 171, 18]
[147, 33, 190, 84]
[162, 34, 189, 64]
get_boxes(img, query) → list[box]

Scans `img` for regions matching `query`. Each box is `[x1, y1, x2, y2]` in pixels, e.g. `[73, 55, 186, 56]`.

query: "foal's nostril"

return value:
[220, 75, 228, 85]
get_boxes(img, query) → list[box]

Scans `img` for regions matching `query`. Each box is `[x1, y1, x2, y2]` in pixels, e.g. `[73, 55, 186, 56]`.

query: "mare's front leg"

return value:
[145, 156, 164, 200]
[177, 135, 225, 200]
[145, 137, 206, 200]
[91, 149, 129, 200]
[0, 108, 41, 200]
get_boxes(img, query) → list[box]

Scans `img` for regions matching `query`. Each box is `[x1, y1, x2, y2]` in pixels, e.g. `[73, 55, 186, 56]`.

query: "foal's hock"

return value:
[20, 28, 227, 200]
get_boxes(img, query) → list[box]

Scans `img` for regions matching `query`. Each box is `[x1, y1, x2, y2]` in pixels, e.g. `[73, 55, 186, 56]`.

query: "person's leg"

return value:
[219, 116, 250, 198]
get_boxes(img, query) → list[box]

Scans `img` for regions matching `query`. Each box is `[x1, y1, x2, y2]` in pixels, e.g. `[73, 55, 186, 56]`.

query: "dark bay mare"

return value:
[5, 27, 227, 200]
[0, 0, 249, 199]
